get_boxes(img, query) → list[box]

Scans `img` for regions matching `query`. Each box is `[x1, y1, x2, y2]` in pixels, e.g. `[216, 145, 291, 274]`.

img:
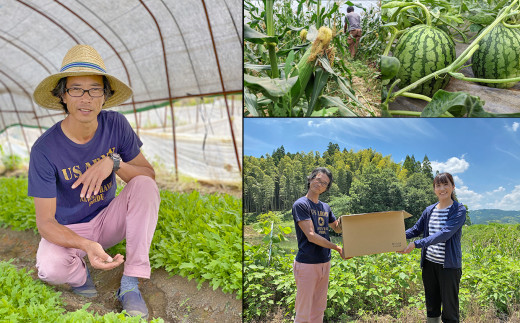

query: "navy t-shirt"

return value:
[292, 196, 337, 264]
[28, 110, 142, 225]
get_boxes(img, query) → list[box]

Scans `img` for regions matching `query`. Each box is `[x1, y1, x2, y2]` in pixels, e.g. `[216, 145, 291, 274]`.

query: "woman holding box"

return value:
[399, 172, 466, 323]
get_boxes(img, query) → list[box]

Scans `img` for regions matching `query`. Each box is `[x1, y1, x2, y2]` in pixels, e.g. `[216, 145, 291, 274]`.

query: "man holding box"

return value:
[292, 167, 346, 323]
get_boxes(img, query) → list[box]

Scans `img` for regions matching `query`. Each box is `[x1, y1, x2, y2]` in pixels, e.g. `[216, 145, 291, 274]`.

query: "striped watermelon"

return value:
[471, 23, 520, 89]
[393, 24, 456, 97]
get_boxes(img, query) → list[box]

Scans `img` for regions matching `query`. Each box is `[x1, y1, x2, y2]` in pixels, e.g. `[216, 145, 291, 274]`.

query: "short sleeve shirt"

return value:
[292, 196, 337, 264]
[345, 12, 361, 31]
[28, 110, 142, 225]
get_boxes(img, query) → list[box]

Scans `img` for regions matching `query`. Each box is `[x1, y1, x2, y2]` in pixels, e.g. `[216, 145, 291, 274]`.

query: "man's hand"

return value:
[336, 246, 352, 260]
[85, 241, 124, 270]
[72, 157, 113, 199]
[397, 241, 416, 254]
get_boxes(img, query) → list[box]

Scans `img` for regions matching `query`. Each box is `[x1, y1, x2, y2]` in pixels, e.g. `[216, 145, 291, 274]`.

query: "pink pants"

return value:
[36, 175, 160, 287]
[293, 260, 331, 323]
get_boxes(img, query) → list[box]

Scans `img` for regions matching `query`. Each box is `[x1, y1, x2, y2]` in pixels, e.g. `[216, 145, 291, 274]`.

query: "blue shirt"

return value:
[292, 196, 337, 264]
[406, 201, 466, 269]
[28, 110, 142, 225]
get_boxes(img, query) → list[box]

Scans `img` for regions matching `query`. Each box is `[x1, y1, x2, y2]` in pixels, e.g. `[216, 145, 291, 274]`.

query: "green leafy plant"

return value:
[1, 154, 24, 172]
[0, 177, 36, 232]
[0, 178, 242, 298]
[0, 260, 164, 322]
[244, 222, 520, 321]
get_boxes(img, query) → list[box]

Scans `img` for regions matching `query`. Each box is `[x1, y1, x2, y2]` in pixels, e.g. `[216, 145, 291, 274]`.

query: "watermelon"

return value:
[393, 24, 456, 97]
[381, 55, 400, 80]
[471, 23, 520, 89]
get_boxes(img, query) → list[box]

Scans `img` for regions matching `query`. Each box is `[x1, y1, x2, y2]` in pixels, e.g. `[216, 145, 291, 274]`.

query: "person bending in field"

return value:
[29, 44, 160, 319]
[398, 173, 466, 323]
[292, 167, 348, 323]
[344, 6, 362, 58]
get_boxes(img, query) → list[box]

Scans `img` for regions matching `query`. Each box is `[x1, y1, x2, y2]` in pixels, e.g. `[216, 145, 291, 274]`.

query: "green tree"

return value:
[422, 155, 434, 180]
[402, 172, 438, 227]
[464, 204, 472, 226]
[324, 142, 340, 165]
[272, 145, 285, 166]
[347, 164, 404, 214]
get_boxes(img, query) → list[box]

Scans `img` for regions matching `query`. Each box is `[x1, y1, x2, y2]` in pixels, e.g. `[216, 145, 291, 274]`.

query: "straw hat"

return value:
[33, 45, 132, 110]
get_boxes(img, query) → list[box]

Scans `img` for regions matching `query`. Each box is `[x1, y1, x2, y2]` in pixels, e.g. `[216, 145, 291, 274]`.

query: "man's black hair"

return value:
[347, 6, 354, 13]
[307, 167, 333, 191]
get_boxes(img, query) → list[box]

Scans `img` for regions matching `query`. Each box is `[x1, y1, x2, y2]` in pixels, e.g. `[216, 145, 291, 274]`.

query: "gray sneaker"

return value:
[117, 287, 149, 319]
[71, 266, 97, 298]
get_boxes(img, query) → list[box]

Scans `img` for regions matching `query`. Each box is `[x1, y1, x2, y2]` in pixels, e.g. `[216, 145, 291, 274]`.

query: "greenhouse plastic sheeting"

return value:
[0, 98, 242, 184]
[0, 0, 242, 131]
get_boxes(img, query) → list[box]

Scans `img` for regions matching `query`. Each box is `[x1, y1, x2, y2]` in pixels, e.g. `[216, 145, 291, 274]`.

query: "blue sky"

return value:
[244, 118, 520, 211]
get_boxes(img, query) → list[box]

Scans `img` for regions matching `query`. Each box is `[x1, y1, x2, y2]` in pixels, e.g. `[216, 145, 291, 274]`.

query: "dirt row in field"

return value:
[0, 227, 241, 322]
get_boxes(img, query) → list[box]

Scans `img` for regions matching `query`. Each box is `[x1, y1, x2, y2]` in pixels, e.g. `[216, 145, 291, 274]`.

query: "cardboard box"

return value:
[340, 210, 412, 258]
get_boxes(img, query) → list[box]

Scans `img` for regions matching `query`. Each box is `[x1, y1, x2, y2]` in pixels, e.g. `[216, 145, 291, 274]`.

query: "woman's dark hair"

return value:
[433, 172, 457, 201]
[307, 167, 333, 191]
[51, 75, 114, 113]
[347, 6, 354, 13]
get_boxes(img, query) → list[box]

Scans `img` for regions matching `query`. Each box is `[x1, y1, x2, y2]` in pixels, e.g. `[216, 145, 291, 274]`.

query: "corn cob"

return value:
[300, 29, 308, 42]
[289, 26, 333, 107]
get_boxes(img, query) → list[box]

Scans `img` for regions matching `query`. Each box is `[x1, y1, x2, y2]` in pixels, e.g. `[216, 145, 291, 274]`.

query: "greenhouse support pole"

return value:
[201, 0, 242, 173]
[0, 77, 31, 154]
[0, 68, 44, 137]
[140, 0, 178, 180]
[0, 34, 54, 134]
[0, 113, 13, 156]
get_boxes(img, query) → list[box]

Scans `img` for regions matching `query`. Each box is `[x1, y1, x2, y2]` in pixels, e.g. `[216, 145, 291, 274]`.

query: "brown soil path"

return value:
[0, 227, 242, 322]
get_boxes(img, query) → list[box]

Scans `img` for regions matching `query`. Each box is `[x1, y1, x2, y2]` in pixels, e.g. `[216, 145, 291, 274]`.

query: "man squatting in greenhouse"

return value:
[292, 167, 348, 323]
[344, 6, 362, 58]
[28, 44, 160, 319]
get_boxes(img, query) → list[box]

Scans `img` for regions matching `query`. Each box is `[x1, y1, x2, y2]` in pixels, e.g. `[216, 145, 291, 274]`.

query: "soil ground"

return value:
[342, 59, 382, 116]
[0, 227, 242, 322]
[0, 171, 242, 322]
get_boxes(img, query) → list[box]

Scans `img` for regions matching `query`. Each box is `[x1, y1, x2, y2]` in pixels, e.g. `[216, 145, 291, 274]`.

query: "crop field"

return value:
[244, 216, 520, 322]
[244, 0, 382, 117]
[381, 0, 520, 116]
[0, 177, 242, 321]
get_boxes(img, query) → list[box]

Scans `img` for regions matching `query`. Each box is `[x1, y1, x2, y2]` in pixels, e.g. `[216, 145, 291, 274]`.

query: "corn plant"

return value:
[244, 0, 377, 117]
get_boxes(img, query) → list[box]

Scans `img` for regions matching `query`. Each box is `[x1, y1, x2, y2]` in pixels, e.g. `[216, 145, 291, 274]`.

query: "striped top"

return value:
[425, 205, 451, 265]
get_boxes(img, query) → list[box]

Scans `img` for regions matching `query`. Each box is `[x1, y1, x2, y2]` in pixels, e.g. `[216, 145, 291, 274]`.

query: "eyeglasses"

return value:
[66, 87, 105, 97]
[315, 178, 329, 187]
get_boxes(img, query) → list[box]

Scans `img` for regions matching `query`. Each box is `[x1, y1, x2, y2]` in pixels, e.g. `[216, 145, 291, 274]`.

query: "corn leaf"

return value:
[244, 25, 278, 44]
[244, 74, 298, 100]
[244, 89, 261, 116]
[318, 96, 357, 116]
[306, 67, 330, 116]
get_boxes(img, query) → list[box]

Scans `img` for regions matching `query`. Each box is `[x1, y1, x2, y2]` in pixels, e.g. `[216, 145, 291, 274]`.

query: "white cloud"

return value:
[453, 175, 463, 186]
[492, 187, 505, 193]
[456, 185, 483, 209]
[431, 157, 469, 174]
[504, 121, 520, 132]
[496, 185, 520, 210]
[308, 119, 331, 128]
